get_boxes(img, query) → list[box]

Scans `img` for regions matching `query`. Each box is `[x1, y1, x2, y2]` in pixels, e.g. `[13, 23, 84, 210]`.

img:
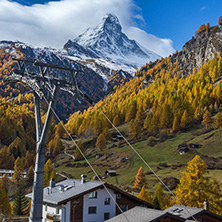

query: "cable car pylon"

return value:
[4, 58, 92, 222]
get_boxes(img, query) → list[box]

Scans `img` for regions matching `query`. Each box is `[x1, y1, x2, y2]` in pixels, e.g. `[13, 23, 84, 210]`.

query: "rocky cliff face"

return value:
[171, 25, 222, 75]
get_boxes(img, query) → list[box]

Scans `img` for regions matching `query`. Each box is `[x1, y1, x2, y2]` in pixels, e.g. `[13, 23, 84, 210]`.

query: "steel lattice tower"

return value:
[4, 58, 92, 222]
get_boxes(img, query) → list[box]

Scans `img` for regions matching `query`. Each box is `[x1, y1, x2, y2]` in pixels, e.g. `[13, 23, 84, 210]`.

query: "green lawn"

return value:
[55, 126, 222, 193]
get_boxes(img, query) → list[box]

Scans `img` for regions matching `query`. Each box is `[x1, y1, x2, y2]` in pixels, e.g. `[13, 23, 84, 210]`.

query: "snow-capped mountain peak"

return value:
[64, 14, 160, 67]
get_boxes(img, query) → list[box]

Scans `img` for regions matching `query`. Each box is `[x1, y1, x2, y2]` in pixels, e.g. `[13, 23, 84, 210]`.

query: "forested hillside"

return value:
[66, 53, 222, 138]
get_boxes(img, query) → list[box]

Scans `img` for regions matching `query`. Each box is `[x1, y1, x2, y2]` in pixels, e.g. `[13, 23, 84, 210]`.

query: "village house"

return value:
[104, 170, 117, 177]
[26, 175, 154, 222]
[107, 203, 222, 222]
[164, 204, 222, 222]
[107, 206, 185, 222]
[0, 169, 27, 180]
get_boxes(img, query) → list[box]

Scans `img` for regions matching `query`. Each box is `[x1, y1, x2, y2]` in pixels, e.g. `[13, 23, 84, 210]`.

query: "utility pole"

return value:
[4, 58, 92, 222]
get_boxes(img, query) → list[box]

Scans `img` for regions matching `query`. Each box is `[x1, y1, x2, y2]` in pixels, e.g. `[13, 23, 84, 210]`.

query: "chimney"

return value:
[50, 178, 56, 188]
[81, 174, 87, 184]
[204, 199, 209, 211]
[60, 185, 64, 192]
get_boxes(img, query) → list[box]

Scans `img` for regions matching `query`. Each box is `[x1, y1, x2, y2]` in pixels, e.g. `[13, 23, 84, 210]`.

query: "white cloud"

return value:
[0, 0, 175, 57]
[125, 27, 174, 57]
[200, 6, 206, 12]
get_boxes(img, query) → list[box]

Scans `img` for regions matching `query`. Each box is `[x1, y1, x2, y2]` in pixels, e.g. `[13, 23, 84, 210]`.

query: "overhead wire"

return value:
[98, 106, 198, 222]
[1, 59, 198, 221]
[42, 95, 131, 222]
[0, 87, 198, 221]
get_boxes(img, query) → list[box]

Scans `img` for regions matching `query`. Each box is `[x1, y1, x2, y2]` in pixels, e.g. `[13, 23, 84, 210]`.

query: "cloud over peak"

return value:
[0, 0, 174, 57]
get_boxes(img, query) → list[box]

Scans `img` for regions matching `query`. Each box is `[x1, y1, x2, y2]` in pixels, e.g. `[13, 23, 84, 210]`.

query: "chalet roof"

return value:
[107, 206, 185, 222]
[26, 179, 105, 205]
[164, 205, 222, 221]
[0, 169, 14, 174]
[26, 179, 154, 208]
[0, 169, 27, 174]
[105, 170, 117, 173]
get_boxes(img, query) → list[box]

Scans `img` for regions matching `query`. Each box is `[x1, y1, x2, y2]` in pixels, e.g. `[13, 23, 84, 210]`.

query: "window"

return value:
[56, 207, 59, 214]
[104, 212, 110, 220]
[104, 197, 110, 205]
[116, 193, 121, 199]
[89, 191, 97, 199]
[88, 207, 97, 214]
[120, 205, 128, 212]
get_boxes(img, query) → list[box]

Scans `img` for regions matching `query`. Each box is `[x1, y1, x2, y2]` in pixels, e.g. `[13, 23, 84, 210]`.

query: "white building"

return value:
[0, 169, 27, 180]
[26, 175, 153, 222]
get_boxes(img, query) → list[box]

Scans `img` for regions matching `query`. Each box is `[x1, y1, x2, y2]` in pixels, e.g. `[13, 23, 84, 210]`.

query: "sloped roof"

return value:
[164, 205, 203, 219]
[107, 206, 184, 222]
[26, 179, 105, 205]
[164, 205, 222, 221]
[26, 179, 154, 208]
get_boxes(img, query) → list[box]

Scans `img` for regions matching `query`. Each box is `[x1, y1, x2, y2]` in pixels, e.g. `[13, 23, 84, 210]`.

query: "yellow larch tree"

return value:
[134, 167, 146, 191]
[137, 185, 152, 203]
[0, 183, 11, 216]
[175, 155, 208, 208]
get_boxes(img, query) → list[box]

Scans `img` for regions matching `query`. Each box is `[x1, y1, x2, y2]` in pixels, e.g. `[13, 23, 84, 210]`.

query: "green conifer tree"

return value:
[13, 185, 29, 216]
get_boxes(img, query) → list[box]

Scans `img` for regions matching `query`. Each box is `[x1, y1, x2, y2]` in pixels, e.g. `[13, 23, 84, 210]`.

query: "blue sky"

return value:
[134, 0, 222, 50]
[2, 0, 222, 56]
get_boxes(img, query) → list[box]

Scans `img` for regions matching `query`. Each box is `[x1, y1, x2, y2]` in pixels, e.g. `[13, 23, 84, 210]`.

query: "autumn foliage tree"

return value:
[213, 112, 222, 129]
[175, 155, 222, 213]
[134, 167, 146, 191]
[65, 52, 222, 140]
[137, 185, 152, 203]
[175, 155, 208, 208]
[44, 159, 56, 187]
[152, 183, 167, 210]
[13, 157, 24, 184]
[0, 183, 11, 217]
[202, 110, 212, 129]
[129, 119, 141, 139]
[75, 140, 84, 161]
[96, 133, 106, 151]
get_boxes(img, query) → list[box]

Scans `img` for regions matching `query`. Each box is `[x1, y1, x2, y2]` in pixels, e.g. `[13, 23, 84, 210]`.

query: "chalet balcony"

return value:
[46, 214, 61, 222]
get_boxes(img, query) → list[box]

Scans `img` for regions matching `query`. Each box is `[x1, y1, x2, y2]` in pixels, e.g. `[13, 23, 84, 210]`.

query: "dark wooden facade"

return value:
[70, 196, 83, 222]
[115, 192, 149, 215]
[191, 213, 222, 222]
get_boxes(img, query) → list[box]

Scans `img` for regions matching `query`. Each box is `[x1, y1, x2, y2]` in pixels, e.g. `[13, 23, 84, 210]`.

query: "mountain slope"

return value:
[64, 14, 160, 67]
[171, 24, 222, 75]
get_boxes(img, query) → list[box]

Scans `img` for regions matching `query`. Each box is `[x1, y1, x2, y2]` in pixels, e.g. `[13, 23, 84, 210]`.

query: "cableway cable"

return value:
[98, 106, 197, 221]
[42, 96, 131, 222]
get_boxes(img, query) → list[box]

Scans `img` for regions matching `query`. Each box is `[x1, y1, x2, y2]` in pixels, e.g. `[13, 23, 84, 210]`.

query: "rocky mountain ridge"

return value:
[171, 24, 222, 75]
[0, 41, 132, 119]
